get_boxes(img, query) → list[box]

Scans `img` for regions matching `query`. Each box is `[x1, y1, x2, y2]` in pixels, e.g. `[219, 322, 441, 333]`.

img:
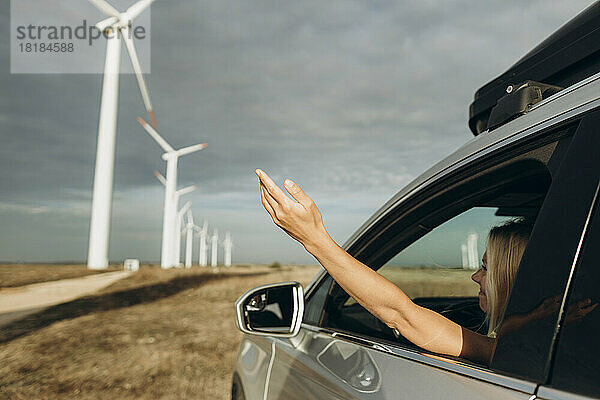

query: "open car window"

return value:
[329, 208, 520, 343]
[319, 129, 570, 370]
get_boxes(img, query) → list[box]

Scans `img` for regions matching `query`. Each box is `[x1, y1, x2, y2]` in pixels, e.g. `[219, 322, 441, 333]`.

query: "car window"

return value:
[546, 182, 600, 398]
[321, 154, 554, 352]
[377, 207, 509, 300]
[327, 208, 513, 343]
[303, 275, 332, 326]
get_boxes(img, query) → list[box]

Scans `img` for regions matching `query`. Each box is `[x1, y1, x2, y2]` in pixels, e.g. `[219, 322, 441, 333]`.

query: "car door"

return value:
[536, 181, 600, 400]
[264, 109, 588, 399]
[490, 109, 600, 385]
[268, 104, 600, 399]
[531, 113, 600, 400]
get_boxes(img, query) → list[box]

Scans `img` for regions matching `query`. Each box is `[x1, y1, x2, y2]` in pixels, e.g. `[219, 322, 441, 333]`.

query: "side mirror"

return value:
[235, 281, 304, 337]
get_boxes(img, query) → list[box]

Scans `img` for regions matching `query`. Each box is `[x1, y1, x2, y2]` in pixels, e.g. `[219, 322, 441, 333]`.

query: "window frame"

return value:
[303, 127, 570, 321]
[299, 115, 589, 394]
[321, 151, 559, 342]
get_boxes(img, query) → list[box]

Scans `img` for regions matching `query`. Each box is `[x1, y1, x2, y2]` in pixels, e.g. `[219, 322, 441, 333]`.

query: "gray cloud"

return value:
[0, 0, 593, 263]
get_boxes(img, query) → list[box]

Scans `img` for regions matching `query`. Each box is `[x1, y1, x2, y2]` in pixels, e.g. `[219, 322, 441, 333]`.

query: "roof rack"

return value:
[469, 2, 600, 135]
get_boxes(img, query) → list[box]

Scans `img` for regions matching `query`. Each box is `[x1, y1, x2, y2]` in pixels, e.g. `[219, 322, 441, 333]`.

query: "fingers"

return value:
[255, 169, 316, 211]
[260, 184, 277, 221]
[259, 179, 301, 241]
[578, 299, 597, 314]
[577, 298, 592, 307]
[261, 183, 280, 220]
[284, 179, 313, 209]
[587, 303, 599, 314]
[255, 169, 290, 205]
[566, 299, 598, 324]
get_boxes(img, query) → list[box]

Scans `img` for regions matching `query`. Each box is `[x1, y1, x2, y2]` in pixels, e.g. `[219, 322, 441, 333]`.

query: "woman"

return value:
[471, 220, 532, 338]
[254, 169, 531, 363]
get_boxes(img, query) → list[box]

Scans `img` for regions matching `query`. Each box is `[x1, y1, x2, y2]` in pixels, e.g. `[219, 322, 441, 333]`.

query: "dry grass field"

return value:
[381, 267, 477, 298]
[0, 264, 320, 400]
[0, 264, 120, 289]
[0, 264, 477, 399]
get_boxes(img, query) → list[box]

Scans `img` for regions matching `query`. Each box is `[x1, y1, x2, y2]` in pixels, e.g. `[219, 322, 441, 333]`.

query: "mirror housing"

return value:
[235, 281, 304, 337]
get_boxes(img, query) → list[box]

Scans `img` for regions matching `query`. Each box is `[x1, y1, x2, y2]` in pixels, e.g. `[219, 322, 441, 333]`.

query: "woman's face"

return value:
[471, 251, 488, 313]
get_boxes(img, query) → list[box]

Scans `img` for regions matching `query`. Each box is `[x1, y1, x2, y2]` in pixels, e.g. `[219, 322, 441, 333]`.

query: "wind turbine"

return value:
[222, 231, 233, 267]
[210, 228, 219, 267]
[461, 243, 469, 269]
[197, 220, 208, 267]
[154, 171, 196, 266]
[174, 201, 192, 267]
[184, 210, 196, 268]
[87, 0, 158, 270]
[138, 117, 207, 268]
[467, 233, 479, 270]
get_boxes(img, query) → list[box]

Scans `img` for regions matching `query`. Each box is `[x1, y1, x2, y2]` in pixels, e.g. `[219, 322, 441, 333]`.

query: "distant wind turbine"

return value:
[184, 209, 196, 268]
[197, 220, 208, 267]
[87, 0, 158, 270]
[461, 243, 469, 269]
[210, 228, 219, 267]
[222, 231, 233, 267]
[467, 233, 479, 270]
[154, 171, 196, 267]
[138, 117, 207, 268]
[174, 201, 192, 267]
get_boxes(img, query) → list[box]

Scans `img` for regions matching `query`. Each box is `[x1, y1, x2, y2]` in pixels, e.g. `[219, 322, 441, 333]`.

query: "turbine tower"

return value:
[154, 171, 196, 266]
[87, 0, 158, 269]
[461, 243, 469, 269]
[222, 231, 233, 267]
[198, 220, 208, 267]
[174, 201, 192, 267]
[138, 117, 207, 268]
[184, 210, 196, 268]
[210, 228, 219, 267]
[467, 233, 479, 270]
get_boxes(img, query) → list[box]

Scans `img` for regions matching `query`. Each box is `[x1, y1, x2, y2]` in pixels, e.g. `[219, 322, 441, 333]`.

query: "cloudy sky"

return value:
[0, 0, 594, 264]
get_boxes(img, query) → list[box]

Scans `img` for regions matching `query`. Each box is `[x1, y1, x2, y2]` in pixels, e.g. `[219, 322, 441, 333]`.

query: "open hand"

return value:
[565, 298, 598, 324]
[532, 295, 597, 323]
[255, 169, 329, 251]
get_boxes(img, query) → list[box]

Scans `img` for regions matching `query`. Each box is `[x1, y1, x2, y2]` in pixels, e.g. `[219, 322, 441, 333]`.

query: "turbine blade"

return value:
[96, 16, 118, 31]
[154, 170, 166, 186]
[178, 201, 192, 216]
[88, 0, 120, 17]
[126, 0, 157, 20]
[122, 27, 156, 128]
[176, 184, 198, 197]
[176, 143, 208, 157]
[137, 117, 174, 153]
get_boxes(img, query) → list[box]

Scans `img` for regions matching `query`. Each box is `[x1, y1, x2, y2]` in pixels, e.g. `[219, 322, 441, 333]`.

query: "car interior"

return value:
[320, 156, 554, 354]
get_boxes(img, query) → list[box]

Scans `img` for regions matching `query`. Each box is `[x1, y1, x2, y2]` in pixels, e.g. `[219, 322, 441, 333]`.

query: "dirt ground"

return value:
[0, 264, 477, 399]
[0, 264, 120, 289]
[0, 264, 320, 400]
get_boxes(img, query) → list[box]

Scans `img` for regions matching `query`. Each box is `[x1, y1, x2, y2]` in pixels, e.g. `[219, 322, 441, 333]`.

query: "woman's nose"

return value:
[471, 269, 481, 284]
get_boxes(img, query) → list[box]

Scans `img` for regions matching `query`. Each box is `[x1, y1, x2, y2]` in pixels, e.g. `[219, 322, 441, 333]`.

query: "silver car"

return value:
[232, 4, 600, 400]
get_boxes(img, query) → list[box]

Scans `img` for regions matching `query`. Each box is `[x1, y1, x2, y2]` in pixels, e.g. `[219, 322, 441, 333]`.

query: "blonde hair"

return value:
[485, 219, 533, 336]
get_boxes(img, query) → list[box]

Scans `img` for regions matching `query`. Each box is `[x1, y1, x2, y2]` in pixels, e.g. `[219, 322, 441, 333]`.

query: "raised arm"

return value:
[255, 169, 494, 363]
